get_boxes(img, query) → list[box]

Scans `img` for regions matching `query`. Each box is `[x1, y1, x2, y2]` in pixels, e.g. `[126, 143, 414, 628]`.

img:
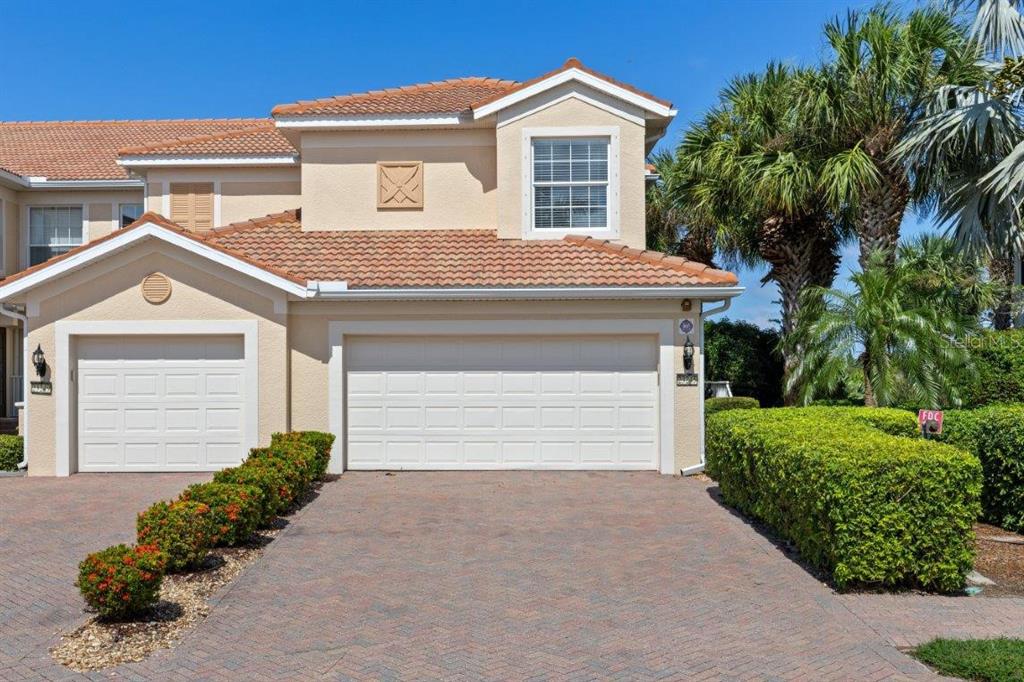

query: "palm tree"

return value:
[786, 251, 973, 408]
[644, 152, 718, 265]
[804, 4, 984, 268]
[668, 64, 852, 404]
[897, 234, 999, 325]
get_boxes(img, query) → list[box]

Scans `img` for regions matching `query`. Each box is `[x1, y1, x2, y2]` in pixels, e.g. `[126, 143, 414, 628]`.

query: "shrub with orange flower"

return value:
[76, 544, 166, 620]
[179, 482, 262, 546]
[136, 500, 214, 572]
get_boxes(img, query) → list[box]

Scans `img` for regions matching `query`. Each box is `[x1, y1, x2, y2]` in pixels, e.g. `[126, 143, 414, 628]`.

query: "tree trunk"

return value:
[758, 214, 841, 405]
[856, 162, 910, 269]
[863, 363, 877, 407]
[989, 255, 1015, 330]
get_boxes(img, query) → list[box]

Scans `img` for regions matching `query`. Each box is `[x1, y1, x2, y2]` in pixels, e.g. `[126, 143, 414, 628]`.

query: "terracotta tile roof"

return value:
[471, 58, 673, 111]
[118, 127, 296, 158]
[272, 77, 519, 117]
[0, 119, 271, 180]
[0, 211, 305, 288]
[205, 211, 737, 288]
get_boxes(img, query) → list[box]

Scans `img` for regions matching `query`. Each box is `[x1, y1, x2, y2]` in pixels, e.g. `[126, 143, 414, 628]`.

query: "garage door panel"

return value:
[346, 335, 658, 470]
[77, 335, 247, 472]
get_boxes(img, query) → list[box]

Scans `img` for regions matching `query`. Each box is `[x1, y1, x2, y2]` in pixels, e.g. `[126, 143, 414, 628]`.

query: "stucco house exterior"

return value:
[0, 59, 742, 477]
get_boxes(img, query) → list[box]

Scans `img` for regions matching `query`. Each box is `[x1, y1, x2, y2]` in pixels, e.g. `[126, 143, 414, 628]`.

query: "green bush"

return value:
[940, 405, 1024, 532]
[214, 464, 289, 525]
[964, 330, 1024, 406]
[706, 406, 981, 591]
[179, 482, 263, 546]
[252, 440, 319, 490]
[76, 544, 166, 620]
[706, 397, 760, 417]
[704, 319, 784, 406]
[136, 500, 214, 572]
[244, 448, 308, 504]
[272, 431, 335, 480]
[0, 435, 23, 471]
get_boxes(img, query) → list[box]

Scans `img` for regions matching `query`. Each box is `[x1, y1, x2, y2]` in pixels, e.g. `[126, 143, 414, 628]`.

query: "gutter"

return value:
[0, 305, 27, 470]
[0, 169, 144, 190]
[305, 284, 744, 301]
[689, 297, 735, 476]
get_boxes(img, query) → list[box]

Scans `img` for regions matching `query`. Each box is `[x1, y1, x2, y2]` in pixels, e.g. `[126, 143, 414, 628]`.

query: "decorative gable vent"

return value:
[377, 161, 423, 209]
[141, 273, 172, 304]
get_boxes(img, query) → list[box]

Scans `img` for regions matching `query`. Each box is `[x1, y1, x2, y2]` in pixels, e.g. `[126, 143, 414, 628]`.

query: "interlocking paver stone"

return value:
[4, 471, 1024, 680]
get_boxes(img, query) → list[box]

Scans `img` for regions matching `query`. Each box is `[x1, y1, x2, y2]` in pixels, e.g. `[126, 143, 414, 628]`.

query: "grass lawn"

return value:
[912, 638, 1024, 681]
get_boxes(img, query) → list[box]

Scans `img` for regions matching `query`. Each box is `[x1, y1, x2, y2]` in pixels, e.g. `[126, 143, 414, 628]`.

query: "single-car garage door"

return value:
[346, 335, 659, 470]
[77, 335, 247, 472]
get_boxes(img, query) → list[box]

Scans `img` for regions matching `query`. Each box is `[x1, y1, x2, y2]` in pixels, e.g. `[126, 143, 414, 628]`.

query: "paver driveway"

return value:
[4, 472, 1024, 681]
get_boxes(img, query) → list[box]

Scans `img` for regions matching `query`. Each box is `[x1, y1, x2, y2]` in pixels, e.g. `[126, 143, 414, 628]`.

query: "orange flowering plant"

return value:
[136, 500, 214, 572]
[76, 544, 166, 620]
[179, 482, 263, 546]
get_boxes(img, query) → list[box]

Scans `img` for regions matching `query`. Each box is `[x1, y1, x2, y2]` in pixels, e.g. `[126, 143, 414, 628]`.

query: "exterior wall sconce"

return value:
[683, 335, 695, 372]
[32, 344, 47, 379]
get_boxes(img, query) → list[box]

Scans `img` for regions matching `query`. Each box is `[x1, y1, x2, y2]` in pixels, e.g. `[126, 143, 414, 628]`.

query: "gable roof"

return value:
[0, 119, 272, 181]
[205, 211, 737, 289]
[272, 77, 518, 118]
[117, 126, 296, 159]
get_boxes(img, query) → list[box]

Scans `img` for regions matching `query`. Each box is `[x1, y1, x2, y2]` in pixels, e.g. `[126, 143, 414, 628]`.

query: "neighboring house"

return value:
[0, 58, 742, 477]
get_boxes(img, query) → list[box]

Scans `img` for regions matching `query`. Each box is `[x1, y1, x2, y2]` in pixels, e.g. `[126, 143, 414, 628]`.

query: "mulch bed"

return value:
[51, 526, 279, 672]
[973, 522, 1024, 598]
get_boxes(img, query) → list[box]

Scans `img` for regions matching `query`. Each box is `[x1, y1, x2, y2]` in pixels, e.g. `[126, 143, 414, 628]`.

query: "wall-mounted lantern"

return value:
[683, 335, 695, 372]
[32, 344, 47, 379]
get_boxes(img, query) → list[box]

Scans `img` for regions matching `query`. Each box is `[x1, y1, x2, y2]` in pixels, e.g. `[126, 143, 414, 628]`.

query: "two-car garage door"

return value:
[346, 335, 659, 470]
[77, 336, 247, 472]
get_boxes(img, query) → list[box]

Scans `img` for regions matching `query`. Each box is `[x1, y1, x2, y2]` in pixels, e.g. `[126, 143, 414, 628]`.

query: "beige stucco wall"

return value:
[13, 189, 144, 271]
[143, 168, 300, 227]
[0, 184, 19, 276]
[300, 129, 497, 231]
[23, 242, 289, 476]
[495, 83, 648, 249]
[288, 298, 703, 473]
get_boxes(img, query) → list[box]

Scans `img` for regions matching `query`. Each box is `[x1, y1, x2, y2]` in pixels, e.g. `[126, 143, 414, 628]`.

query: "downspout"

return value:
[684, 297, 733, 476]
[0, 304, 27, 470]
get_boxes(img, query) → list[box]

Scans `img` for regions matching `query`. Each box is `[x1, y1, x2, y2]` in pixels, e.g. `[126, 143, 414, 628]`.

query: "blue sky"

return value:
[3, 0, 930, 328]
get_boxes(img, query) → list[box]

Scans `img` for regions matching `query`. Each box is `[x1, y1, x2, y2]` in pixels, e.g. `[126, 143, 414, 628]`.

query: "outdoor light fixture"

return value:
[32, 344, 47, 379]
[683, 335, 695, 372]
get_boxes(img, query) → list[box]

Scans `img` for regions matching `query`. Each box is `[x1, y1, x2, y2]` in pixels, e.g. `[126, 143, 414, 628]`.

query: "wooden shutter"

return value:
[169, 183, 215, 232]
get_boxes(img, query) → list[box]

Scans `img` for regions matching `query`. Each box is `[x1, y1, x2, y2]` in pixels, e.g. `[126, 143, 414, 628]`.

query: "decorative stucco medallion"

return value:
[377, 161, 424, 208]
[140, 273, 171, 304]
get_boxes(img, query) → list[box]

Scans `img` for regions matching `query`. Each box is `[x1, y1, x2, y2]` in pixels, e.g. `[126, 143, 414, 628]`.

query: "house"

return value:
[0, 59, 742, 477]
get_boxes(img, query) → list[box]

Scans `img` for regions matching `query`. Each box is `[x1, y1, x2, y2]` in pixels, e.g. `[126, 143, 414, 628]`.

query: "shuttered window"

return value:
[169, 183, 214, 232]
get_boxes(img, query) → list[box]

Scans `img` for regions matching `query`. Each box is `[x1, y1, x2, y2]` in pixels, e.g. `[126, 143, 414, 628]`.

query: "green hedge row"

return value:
[964, 330, 1024, 406]
[77, 431, 335, 620]
[706, 407, 981, 592]
[705, 396, 760, 416]
[0, 435, 23, 471]
[939, 406, 1024, 533]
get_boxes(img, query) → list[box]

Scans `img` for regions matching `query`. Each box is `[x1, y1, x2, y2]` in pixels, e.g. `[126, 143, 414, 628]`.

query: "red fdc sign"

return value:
[918, 409, 944, 434]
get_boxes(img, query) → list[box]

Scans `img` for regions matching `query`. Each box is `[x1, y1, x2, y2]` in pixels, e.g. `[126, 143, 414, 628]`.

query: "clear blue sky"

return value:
[4, 0, 929, 329]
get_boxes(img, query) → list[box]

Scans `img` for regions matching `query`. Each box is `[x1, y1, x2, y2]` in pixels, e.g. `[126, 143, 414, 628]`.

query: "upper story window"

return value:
[532, 138, 609, 230]
[119, 203, 144, 229]
[29, 206, 83, 266]
[170, 183, 215, 232]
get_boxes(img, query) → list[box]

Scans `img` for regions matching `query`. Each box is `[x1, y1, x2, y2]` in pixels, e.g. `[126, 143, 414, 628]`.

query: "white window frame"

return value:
[117, 202, 145, 229]
[521, 126, 620, 240]
[23, 204, 87, 268]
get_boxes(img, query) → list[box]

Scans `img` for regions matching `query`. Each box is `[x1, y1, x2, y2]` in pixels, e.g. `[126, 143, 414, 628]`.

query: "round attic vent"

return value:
[141, 273, 171, 304]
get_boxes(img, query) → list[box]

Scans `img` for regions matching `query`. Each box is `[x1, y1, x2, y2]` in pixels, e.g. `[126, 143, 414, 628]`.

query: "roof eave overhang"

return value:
[273, 113, 478, 130]
[305, 284, 743, 301]
[0, 221, 308, 302]
[0, 170, 144, 190]
[117, 155, 298, 168]
[471, 68, 677, 121]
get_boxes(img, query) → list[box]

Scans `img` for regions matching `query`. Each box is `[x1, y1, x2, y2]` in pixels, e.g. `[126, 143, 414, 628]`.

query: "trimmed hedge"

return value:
[940, 406, 1024, 532]
[137, 500, 215, 572]
[244, 449, 307, 505]
[0, 435, 23, 471]
[705, 397, 760, 417]
[964, 330, 1024, 406]
[214, 464, 290, 524]
[179, 482, 263, 546]
[272, 431, 335, 480]
[706, 407, 981, 591]
[76, 544, 166, 620]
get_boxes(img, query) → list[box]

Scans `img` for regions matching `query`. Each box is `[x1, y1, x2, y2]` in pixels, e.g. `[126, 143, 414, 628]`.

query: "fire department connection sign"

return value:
[918, 409, 943, 434]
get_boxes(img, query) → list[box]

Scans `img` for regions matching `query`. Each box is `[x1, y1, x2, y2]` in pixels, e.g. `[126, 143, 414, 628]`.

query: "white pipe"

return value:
[0, 304, 27, 470]
[694, 298, 734, 473]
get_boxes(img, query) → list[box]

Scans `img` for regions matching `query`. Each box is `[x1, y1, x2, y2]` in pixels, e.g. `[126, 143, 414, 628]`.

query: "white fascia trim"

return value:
[327, 318, 677, 475]
[473, 68, 677, 120]
[0, 221, 308, 301]
[54, 319, 259, 476]
[12, 177, 144, 190]
[275, 113, 464, 129]
[118, 155, 298, 168]
[496, 91, 645, 128]
[0, 168, 29, 188]
[310, 285, 744, 301]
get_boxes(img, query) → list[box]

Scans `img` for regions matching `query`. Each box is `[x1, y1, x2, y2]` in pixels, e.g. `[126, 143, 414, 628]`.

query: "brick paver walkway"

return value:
[4, 472, 1024, 680]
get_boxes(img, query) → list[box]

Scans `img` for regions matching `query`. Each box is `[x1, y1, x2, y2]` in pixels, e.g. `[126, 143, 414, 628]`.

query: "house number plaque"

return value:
[30, 381, 52, 395]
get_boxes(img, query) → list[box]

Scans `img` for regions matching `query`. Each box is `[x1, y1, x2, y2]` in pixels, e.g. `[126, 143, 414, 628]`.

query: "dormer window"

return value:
[521, 127, 620, 240]
[532, 138, 608, 230]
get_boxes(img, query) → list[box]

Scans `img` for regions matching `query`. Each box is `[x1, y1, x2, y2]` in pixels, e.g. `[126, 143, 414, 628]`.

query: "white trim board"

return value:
[275, 113, 467, 129]
[118, 155, 298, 168]
[53, 319, 259, 476]
[327, 318, 677, 475]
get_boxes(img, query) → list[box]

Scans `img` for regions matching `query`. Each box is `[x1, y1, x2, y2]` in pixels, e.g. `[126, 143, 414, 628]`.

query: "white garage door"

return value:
[346, 335, 659, 470]
[77, 335, 247, 472]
